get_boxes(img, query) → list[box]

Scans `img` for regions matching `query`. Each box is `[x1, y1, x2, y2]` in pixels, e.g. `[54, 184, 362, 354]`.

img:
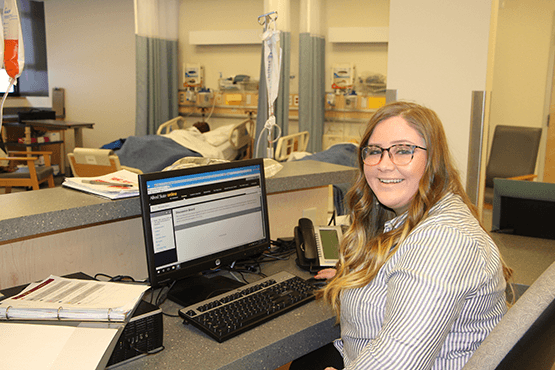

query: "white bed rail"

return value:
[275, 131, 310, 161]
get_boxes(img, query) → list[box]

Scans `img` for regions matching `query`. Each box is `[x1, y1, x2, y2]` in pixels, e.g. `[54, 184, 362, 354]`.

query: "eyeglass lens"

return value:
[362, 145, 416, 166]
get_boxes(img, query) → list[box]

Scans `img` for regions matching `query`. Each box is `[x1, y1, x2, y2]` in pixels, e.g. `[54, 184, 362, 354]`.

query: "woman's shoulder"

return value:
[427, 193, 475, 223]
[412, 193, 489, 243]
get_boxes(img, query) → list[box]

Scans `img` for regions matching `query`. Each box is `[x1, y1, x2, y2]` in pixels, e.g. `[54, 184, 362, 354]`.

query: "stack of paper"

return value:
[62, 169, 139, 199]
[0, 275, 150, 369]
[1, 322, 121, 370]
[0, 275, 149, 322]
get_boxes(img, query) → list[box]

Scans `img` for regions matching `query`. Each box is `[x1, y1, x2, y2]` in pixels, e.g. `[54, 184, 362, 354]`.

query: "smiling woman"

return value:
[362, 116, 427, 215]
[314, 101, 513, 370]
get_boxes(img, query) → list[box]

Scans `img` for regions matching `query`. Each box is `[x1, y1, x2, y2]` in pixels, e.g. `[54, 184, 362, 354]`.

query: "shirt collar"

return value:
[382, 193, 455, 232]
[384, 212, 408, 233]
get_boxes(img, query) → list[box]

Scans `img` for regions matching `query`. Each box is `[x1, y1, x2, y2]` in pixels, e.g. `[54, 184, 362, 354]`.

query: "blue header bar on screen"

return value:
[146, 165, 261, 193]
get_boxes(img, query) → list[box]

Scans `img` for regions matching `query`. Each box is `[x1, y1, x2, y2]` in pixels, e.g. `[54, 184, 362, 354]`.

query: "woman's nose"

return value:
[376, 150, 395, 169]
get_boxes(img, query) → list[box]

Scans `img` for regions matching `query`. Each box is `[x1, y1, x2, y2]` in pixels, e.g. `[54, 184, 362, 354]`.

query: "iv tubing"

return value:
[255, 116, 281, 158]
[0, 77, 15, 134]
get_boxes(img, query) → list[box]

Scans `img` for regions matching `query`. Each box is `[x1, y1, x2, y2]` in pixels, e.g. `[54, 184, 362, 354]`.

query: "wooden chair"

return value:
[67, 148, 142, 177]
[0, 151, 55, 193]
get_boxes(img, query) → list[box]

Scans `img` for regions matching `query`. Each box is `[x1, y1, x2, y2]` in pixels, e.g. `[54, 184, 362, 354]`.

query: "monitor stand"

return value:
[166, 274, 245, 308]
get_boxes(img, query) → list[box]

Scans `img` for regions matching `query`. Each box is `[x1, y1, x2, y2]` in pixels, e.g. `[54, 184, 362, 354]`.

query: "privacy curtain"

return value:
[255, 31, 291, 158]
[134, 0, 179, 136]
[298, 33, 325, 154]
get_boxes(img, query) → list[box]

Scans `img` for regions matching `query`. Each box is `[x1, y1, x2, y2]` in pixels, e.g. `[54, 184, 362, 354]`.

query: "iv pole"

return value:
[257, 11, 281, 159]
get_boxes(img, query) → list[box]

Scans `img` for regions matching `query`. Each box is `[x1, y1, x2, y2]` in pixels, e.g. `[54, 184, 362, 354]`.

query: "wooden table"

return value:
[5, 119, 94, 175]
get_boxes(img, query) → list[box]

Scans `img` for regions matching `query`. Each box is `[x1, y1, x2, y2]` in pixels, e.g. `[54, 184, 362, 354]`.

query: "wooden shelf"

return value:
[4, 140, 64, 148]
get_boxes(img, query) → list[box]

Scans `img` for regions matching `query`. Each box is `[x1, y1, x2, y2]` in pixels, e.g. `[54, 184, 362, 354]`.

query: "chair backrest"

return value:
[462, 261, 555, 370]
[275, 131, 310, 161]
[485, 125, 542, 188]
[68, 148, 121, 177]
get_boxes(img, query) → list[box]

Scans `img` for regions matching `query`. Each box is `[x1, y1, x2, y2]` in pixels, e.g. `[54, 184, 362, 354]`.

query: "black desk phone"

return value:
[294, 218, 343, 271]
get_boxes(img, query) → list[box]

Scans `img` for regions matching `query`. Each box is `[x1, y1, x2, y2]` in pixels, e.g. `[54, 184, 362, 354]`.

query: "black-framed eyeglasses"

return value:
[361, 144, 427, 166]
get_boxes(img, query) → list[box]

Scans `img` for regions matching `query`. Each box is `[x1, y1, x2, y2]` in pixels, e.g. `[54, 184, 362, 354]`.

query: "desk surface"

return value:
[112, 233, 554, 370]
[20, 119, 94, 129]
[116, 257, 340, 370]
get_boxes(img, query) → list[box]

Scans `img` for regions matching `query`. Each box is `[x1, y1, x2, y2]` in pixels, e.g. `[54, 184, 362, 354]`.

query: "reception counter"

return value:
[0, 160, 356, 289]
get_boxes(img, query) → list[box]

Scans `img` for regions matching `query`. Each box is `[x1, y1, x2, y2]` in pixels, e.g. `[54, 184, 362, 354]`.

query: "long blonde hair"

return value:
[320, 101, 512, 317]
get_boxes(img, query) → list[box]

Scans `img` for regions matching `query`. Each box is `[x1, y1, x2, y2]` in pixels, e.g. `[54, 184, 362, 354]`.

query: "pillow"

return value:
[204, 125, 234, 147]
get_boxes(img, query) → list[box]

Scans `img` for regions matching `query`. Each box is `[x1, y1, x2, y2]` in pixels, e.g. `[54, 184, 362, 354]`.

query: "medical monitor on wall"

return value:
[138, 158, 271, 306]
[492, 179, 555, 240]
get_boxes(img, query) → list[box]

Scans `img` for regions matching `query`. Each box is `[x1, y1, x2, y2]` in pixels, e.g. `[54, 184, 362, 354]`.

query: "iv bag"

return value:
[0, 13, 4, 69]
[3, 0, 24, 79]
[262, 28, 281, 114]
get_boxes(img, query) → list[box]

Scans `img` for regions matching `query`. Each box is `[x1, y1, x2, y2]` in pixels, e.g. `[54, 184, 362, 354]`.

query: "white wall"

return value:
[7, 0, 390, 148]
[178, 0, 264, 93]
[12, 0, 545, 168]
[178, 0, 390, 138]
[34, 0, 136, 149]
[489, 0, 555, 179]
[179, 0, 390, 96]
[324, 0, 389, 93]
[387, 0, 493, 186]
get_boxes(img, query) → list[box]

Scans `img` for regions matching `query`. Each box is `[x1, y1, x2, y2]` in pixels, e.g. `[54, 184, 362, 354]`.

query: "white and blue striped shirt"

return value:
[335, 193, 507, 370]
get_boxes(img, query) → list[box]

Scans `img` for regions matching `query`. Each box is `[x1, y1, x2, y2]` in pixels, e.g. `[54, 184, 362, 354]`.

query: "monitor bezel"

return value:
[138, 158, 271, 290]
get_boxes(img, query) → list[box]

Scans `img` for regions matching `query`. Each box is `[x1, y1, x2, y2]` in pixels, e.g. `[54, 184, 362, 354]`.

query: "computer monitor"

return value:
[492, 178, 555, 240]
[138, 158, 271, 306]
[0, 69, 19, 95]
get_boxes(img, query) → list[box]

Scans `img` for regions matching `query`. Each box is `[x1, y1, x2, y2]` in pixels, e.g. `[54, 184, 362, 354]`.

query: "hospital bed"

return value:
[274, 131, 309, 162]
[275, 132, 358, 216]
[111, 118, 254, 174]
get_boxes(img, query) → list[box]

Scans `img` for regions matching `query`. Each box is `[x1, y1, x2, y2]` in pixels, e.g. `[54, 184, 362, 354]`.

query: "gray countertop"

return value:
[112, 257, 340, 370]
[111, 233, 555, 370]
[0, 160, 356, 243]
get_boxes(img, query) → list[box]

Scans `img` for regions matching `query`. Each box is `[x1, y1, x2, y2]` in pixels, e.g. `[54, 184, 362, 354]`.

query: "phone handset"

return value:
[294, 218, 318, 271]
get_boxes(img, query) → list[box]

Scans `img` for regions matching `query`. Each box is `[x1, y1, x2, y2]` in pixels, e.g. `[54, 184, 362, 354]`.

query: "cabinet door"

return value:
[543, 65, 555, 183]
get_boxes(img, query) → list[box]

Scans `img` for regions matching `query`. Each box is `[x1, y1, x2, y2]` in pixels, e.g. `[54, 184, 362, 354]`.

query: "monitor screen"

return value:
[0, 69, 19, 95]
[138, 158, 271, 305]
[492, 178, 555, 240]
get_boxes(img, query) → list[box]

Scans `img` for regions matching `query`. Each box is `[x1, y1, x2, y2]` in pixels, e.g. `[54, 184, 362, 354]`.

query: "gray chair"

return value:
[462, 261, 555, 370]
[484, 125, 542, 205]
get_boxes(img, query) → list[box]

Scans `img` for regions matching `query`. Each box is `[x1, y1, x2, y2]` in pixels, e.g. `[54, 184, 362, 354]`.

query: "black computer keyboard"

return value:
[178, 271, 315, 342]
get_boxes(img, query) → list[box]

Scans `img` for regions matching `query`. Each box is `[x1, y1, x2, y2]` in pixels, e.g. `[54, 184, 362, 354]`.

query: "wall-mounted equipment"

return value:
[326, 93, 336, 107]
[345, 91, 358, 109]
[185, 89, 196, 102]
[331, 64, 355, 91]
[197, 88, 213, 107]
[183, 63, 204, 89]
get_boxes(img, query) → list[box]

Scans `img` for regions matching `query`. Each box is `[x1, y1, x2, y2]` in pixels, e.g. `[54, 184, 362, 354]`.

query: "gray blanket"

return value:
[116, 135, 202, 173]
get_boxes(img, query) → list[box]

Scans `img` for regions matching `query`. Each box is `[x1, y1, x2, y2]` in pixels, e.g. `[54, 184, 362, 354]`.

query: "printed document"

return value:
[0, 275, 148, 322]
